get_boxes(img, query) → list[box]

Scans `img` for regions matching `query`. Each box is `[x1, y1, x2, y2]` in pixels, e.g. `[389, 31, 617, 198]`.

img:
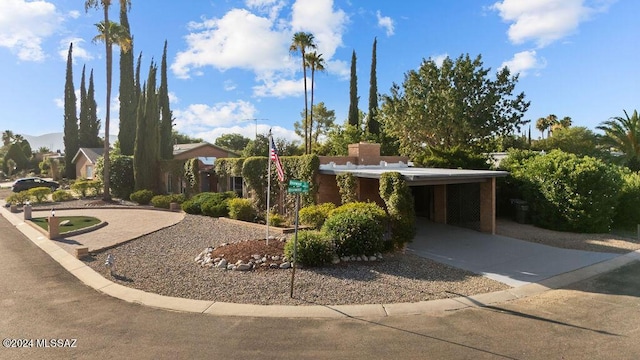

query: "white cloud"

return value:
[171, 8, 292, 79]
[168, 92, 179, 104]
[500, 50, 546, 77]
[67, 10, 80, 19]
[58, 37, 94, 62]
[291, 0, 348, 60]
[173, 100, 258, 135]
[432, 53, 449, 67]
[192, 123, 299, 144]
[376, 10, 394, 36]
[172, 0, 349, 101]
[491, 0, 614, 48]
[223, 80, 238, 91]
[0, 0, 62, 61]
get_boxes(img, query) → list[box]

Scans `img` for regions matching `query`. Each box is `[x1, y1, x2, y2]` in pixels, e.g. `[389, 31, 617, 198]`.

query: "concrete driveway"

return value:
[408, 221, 619, 286]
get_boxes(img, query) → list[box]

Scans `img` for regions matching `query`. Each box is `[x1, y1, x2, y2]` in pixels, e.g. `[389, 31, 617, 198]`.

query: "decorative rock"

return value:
[216, 259, 228, 268]
[213, 257, 221, 262]
[332, 256, 340, 265]
[235, 263, 252, 271]
[261, 257, 267, 263]
[279, 262, 291, 269]
[227, 264, 235, 270]
[271, 255, 280, 261]
[362, 255, 368, 262]
[356, 256, 362, 261]
[341, 256, 349, 262]
[60, 220, 71, 226]
[269, 263, 279, 269]
[252, 254, 261, 260]
[369, 256, 378, 261]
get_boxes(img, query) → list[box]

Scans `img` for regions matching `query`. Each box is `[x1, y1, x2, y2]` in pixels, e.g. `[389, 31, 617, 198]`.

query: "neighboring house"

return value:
[71, 148, 104, 179]
[163, 142, 239, 194]
[317, 143, 507, 234]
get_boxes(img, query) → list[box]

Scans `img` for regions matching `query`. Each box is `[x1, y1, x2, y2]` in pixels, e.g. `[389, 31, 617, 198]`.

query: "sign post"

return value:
[288, 180, 310, 298]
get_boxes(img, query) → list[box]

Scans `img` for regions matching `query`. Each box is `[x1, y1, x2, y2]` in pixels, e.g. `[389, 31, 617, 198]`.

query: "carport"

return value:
[318, 164, 507, 234]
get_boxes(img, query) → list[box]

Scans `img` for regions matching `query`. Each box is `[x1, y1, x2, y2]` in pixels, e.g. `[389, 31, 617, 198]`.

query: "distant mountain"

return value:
[20, 132, 117, 154]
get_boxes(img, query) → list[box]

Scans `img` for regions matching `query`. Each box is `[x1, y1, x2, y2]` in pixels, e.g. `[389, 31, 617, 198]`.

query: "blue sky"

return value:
[0, 0, 638, 145]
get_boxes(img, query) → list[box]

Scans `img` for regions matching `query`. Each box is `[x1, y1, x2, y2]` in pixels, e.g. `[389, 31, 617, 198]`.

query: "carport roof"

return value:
[319, 163, 508, 185]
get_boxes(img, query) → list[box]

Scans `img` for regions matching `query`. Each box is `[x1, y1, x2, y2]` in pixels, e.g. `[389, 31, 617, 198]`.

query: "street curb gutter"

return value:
[2, 200, 639, 319]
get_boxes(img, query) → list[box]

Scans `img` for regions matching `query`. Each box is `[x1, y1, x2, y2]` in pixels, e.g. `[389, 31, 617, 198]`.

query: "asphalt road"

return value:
[1, 214, 640, 360]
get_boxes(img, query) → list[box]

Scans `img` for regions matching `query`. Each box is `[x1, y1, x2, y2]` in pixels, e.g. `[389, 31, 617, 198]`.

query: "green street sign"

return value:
[288, 186, 307, 193]
[289, 179, 306, 187]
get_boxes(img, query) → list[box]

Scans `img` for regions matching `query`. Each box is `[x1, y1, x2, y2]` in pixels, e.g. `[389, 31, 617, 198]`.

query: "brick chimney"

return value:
[348, 142, 381, 165]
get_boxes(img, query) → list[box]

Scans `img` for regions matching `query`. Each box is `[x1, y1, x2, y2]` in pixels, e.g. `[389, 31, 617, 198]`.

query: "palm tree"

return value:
[535, 114, 558, 138]
[304, 51, 325, 153]
[85, 0, 131, 200]
[290, 32, 316, 154]
[2, 130, 14, 146]
[597, 109, 640, 170]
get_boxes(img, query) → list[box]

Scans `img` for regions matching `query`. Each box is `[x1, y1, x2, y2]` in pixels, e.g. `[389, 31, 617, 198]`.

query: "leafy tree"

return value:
[366, 37, 380, 137]
[159, 40, 173, 160]
[415, 146, 491, 169]
[172, 130, 202, 144]
[534, 126, 608, 159]
[133, 62, 159, 192]
[118, 1, 136, 156]
[86, 0, 132, 200]
[214, 133, 250, 152]
[305, 51, 326, 153]
[2, 130, 14, 146]
[317, 122, 362, 156]
[63, 43, 79, 179]
[597, 109, 640, 171]
[380, 54, 529, 159]
[348, 50, 359, 128]
[290, 32, 316, 154]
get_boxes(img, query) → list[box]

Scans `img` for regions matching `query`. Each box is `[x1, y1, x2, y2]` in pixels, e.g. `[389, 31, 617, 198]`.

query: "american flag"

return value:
[270, 137, 285, 182]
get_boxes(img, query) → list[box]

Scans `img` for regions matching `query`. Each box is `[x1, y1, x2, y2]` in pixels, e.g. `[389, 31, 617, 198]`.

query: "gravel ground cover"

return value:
[82, 214, 509, 306]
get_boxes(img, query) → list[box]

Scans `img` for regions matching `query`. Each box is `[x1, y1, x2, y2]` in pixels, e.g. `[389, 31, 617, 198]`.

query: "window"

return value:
[231, 177, 243, 196]
[86, 165, 94, 179]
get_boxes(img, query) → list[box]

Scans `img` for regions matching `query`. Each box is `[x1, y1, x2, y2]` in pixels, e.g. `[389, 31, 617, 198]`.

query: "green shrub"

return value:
[228, 198, 256, 221]
[71, 180, 91, 198]
[181, 191, 236, 215]
[28, 187, 51, 203]
[512, 150, 622, 233]
[336, 173, 357, 204]
[379, 172, 416, 250]
[323, 202, 387, 256]
[52, 190, 74, 202]
[613, 170, 640, 230]
[151, 193, 186, 209]
[202, 192, 237, 217]
[130, 189, 154, 205]
[299, 202, 336, 229]
[268, 212, 288, 227]
[415, 145, 491, 169]
[5, 190, 31, 205]
[95, 154, 135, 200]
[284, 230, 333, 266]
[87, 180, 102, 196]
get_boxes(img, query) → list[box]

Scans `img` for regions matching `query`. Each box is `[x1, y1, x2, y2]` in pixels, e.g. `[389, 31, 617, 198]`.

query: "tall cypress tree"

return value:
[78, 65, 91, 148]
[159, 40, 173, 160]
[366, 37, 380, 137]
[134, 62, 159, 192]
[118, 4, 136, 155]
[348, 50, 359, 128]
[87, 69, 101, 147]
[63, 43, 79, 179]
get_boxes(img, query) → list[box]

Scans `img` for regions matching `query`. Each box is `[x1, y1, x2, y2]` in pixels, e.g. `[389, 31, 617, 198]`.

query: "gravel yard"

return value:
[83, 214, 509, 306]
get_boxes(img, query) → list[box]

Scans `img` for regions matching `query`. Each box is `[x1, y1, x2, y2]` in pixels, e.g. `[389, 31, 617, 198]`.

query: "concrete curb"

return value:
[2, 200, 638, 319]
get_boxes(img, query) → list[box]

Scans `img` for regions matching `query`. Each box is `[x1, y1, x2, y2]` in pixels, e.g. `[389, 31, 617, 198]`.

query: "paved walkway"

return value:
[408, 222, 619, 286]
[2, 200, 639, 318]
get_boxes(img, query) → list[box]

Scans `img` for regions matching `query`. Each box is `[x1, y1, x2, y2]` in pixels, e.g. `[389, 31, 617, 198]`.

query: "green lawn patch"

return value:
[31, 216, 101, 234]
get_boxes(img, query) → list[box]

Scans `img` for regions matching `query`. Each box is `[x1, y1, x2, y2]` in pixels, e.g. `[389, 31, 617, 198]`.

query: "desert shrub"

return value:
[613, 170, 640, 230]
[5, 191, 31, 205]
[323, 202, 387, 256]
[28, 187, 51, 203]
[284, 230, 333, 267]
[151, 194, 186, 209]
[201, 192, 237, 217]
[227, 198, 256, 222]
[130, 189, 154, 205]
[71, 180, 91, 198]
[512, 150, 622, 233]
[299, 202, 336, 229]
[87, 180, 102, 196]
[268, 212, 288, 227]
[181, 191, 236, 215]
[52, 190, 74, 202]
[336, 173, 357, 204]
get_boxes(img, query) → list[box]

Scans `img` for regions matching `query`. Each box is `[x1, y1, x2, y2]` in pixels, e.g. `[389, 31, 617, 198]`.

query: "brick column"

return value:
[479, 178, 496, 234]
[48, 217, 60, 239]
[433, 185, 447, 224]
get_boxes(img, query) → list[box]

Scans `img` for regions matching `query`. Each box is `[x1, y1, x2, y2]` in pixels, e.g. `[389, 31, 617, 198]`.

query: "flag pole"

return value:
[266, 129, 272, 245]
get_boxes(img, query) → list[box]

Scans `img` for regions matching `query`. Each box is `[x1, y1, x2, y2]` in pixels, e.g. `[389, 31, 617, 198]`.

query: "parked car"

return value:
[11, 177, 60, 192]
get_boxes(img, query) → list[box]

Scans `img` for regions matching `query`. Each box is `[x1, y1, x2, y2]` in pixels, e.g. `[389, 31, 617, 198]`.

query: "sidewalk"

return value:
[2, 200, 639, 318]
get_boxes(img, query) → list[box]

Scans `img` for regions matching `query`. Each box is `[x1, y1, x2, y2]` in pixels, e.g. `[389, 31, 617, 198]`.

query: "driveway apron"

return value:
[408, 221, 619, 287]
